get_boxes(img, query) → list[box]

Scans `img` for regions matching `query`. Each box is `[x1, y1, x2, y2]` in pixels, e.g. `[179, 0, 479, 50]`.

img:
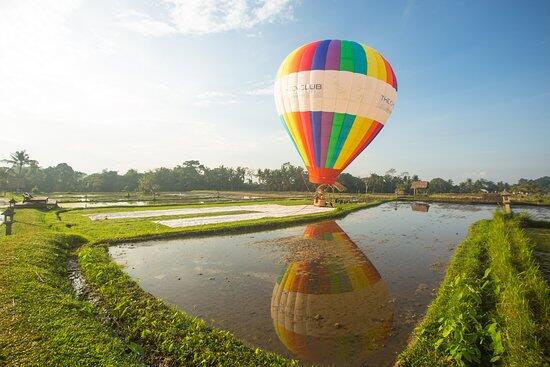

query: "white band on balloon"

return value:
[274, 70, 397, 125]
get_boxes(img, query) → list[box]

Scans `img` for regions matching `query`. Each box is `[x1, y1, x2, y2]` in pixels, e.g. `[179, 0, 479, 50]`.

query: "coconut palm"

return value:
[2, 150, 37, 176]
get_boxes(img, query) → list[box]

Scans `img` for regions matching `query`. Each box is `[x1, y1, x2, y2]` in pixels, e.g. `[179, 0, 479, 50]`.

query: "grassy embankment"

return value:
[2, 199, 384, 366]
[0, 210, 145, 366]
[0, 192, 23, 204]
[45, 199, 377, 244]
[398, 212, 549, 367]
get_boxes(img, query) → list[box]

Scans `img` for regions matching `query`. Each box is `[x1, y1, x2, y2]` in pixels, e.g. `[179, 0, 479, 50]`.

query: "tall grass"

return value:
[399, 212, 549, 367]
[0, 210, 144, 366]
[486, 213, 547, 366]
[397, 221, 501, 366]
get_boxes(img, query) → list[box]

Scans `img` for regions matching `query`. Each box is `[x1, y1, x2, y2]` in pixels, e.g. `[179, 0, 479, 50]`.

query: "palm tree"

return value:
[2, 150, 37, 176]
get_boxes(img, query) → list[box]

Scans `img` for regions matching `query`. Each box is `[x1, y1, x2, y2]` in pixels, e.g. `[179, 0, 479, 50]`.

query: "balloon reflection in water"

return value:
[271, 221, 393, 365]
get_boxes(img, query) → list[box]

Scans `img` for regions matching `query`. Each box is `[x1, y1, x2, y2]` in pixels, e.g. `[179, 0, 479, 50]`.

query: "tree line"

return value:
[1, 150, 548, 194]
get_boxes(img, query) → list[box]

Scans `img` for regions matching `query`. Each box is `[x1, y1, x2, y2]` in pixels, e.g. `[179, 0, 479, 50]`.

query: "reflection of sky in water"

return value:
[110, 202, 550, 367]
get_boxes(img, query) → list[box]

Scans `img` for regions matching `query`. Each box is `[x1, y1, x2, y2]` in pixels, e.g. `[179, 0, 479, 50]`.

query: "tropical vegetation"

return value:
[1, 151, 549, 195]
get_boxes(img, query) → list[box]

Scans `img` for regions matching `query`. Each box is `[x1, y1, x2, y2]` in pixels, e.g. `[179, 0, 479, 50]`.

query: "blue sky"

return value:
[0, 0, 548, 182]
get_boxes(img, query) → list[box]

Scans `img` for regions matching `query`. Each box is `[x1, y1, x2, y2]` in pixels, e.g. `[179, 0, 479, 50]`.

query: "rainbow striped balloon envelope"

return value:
[270, 221, 393, 365]
[274, 39, 397, 184]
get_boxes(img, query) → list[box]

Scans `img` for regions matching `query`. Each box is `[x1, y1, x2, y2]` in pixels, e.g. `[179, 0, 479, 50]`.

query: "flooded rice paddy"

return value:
[88, 204, 334, 226]
[55, 192, 277, 208]
[110, 202, 550, 366]
[60, 201, 150, 208]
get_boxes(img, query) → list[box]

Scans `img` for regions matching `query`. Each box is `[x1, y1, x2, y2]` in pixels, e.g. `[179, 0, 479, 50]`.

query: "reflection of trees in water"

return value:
[270, 221, 393, 366]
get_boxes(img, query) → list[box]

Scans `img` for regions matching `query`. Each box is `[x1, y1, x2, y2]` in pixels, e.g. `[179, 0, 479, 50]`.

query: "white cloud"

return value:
[121, 0, 297, 36]
[197, 91, 234, 99]
[462, 170, 488, 179]
[246, 87, 273, 96]
[197, 85, 275, 104]
[195, 90, 241, 106]
[245, 31, 263, 38]
[118, 11, 176, 37]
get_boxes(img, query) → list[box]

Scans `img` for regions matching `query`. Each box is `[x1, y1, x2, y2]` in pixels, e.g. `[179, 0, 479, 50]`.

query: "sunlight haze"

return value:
[1, 0, 548, 182]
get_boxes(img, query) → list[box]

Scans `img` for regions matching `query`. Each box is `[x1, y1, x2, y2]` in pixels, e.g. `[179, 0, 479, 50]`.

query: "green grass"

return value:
[526, 227, 550, 281]
[45, 200, 380, 244]
[6, 196, 547, 366]
[1, 199, 385, 366]
[58, 198, 310, 214]
[397, 220, 501, 366]
[397, 213, 549, 367]
[0, 192, 23, 203]
[47, 190, 313, 204]
[64, 200, 385, 366]
[0, 210, 145, 366]
[0, 208, 303, 366]
[485, 213, 547, 366]
[85, 209, 258, 222]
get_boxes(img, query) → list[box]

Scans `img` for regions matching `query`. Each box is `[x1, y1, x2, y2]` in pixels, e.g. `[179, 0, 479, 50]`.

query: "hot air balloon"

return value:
[274, 40, 397, 200]
[270, 221, 393, 366]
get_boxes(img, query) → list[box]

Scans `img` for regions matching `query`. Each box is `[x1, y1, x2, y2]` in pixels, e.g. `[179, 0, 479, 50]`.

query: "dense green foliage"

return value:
[1, 151, 549, 194]
[516, 176, 550, 194]
[398, 213, 549, 366]
[0, 210, 144, 366]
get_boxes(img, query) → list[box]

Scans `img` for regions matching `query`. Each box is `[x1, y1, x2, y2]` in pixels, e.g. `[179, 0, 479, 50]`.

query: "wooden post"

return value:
[2, 208, 14, 236]
[5, 221, 12, 235]
[502, 190, 512, 214]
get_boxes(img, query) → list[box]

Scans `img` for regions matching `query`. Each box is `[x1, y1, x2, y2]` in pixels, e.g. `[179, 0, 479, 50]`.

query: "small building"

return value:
[411, 202, 430, 212]
[15, 193, 58, 209]
[411, 180, 429, 195]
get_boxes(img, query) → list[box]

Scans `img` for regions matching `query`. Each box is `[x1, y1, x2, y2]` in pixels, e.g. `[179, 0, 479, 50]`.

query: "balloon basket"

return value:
[313, 183, 346, 207]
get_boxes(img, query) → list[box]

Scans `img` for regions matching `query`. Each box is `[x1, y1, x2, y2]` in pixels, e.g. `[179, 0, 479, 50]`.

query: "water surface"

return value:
[110, 202, 550, 366]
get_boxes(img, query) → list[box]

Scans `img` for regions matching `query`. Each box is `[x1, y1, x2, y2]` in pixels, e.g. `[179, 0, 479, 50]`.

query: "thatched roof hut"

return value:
[411, 180, 429, 195]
